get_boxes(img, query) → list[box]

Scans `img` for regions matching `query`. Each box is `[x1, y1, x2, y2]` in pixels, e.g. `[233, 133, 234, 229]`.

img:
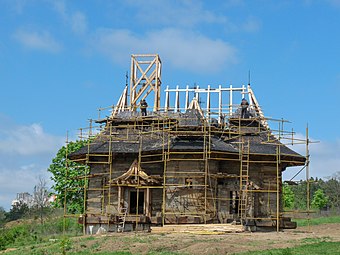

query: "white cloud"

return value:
[0, 122, 64, 156]
[327, 0, 340, 7]
[127, 0, 227, 28]
[92, 28, 238, 73]
[0, 165, 52, 211]
[49, 0, 87, 34]
[224, 0, 245, 7]
[13, 29, 62, 53]
[123, 0, 260, 34]
[242, 16, 262, 33]
[0, 116, 63, 210]
[71, 11, 87, 34]
[3, 0, 29, 14]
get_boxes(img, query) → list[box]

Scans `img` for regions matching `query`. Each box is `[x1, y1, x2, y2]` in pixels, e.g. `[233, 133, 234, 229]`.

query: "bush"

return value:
[0, 214, 82, 251]
[0, 224, 32, 250]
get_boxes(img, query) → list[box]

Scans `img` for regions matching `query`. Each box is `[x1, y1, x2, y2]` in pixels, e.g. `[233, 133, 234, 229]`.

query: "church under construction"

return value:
[68, 54, 306, 234]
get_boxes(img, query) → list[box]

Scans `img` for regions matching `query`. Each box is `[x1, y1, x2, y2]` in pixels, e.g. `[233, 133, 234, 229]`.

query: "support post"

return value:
[218, 85, 222, 124]
[165, 85, 169, 112]
[229, 84, 233, 117]
[206, 85, 211, 119]
[175, 85, 179, 112]
[185, 85, 189, 110]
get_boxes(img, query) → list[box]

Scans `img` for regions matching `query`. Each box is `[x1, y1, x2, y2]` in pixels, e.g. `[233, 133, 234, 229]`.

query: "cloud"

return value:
[242, 16, 262, 33]
[92, 28, 238, 73]
[124, 0, 260, 34]
[49, 0, 87, 34]
[0, 164, 52, 211]
[71, 11, 87, 34]
[126, 0, 227, 28]
[2, 0, 29, 14]
[13, 29, 62, 53]
[327, 0, 340, 7]
[0, 116, 63, 210]
[282, 133, 340, 180]
[224, 0, 245, 7]
[0, 121, 64, 156]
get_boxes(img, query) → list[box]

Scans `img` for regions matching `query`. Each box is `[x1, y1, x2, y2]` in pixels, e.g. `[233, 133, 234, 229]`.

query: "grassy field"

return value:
[295, 215, 340, 226]
[3, 238, 340, 255]
[240, 241, 340, 255]
[1, 215, 340, 255]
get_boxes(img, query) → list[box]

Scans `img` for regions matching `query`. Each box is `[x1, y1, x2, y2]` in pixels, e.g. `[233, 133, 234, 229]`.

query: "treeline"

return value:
[0, 207, 81, 251]
[0, 201, 54, 228]
[283, 173, 340, 211]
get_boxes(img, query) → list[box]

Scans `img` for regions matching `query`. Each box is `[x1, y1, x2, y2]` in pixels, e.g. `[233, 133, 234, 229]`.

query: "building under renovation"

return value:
[69, 54, 306, 233]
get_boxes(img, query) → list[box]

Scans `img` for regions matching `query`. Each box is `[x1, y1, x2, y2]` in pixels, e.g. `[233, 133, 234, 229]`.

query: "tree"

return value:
[282, 184, 295, 209]
[290, 180, 307, 210]
[48, 140, 89, 214]
[5, 201, 29, 221]
[311, 188, 328, 210]
[32, 176, 49, 224]
[0, 207, 6, 228]
[322, 173, 340, 209]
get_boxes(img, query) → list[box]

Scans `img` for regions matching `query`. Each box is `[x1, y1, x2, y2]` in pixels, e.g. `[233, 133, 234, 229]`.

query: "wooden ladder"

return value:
[117, 207, 127, 233]
[238, 139, 250, 223]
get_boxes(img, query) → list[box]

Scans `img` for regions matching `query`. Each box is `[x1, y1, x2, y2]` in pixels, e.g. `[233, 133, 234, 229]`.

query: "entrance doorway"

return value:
[229, 191, 239, 215]
[129, 190, 144, 214]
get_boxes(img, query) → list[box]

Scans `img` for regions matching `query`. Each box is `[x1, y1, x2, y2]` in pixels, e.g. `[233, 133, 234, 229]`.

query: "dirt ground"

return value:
[71, 223, 340, 254]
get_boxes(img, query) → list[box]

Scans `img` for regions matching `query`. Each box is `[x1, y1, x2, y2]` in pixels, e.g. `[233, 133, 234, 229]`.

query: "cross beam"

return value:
[130, 54, 162, 111]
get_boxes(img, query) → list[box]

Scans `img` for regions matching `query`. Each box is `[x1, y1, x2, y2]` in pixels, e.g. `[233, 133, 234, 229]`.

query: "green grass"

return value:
[0, 216, 82, 252]
[2, 215, 340, 255]
[237, 241, 340, 255]
[295, 215, 340, 226]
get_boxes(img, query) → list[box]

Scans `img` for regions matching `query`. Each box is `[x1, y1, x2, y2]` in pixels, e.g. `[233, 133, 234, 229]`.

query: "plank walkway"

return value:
[151, 224, 244, 235]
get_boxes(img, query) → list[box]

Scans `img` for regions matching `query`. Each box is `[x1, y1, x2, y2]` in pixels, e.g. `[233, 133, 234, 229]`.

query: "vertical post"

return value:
[229, 85, 233, 117]
[107, 123, 113, 231]
[218, 85, 222, 124]
[306, 125, 310, 230]
[154, 57, 160, 111]
[146, 188, 150, 217]
[247, 84, 253, 106]
[203, 120, 207, 223]
[162, 138, 168, 226]
[276, 144, 281, 232]
[165, 85, 169, 112]
[185, 85, 189, 111]
[130, 55, 135, 110]
[117, 186, 121, 213]
[195, 85, 200, 100]
[206, 85, 211, 120]
[136, 136, 143, 231]
[89, 119, 93, 137]
[63, 131, 69, 235]
[175, 85, 179, 112]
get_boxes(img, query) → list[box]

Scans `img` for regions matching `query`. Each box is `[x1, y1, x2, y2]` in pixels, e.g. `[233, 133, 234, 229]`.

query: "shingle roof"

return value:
[69, 113, 305, 165]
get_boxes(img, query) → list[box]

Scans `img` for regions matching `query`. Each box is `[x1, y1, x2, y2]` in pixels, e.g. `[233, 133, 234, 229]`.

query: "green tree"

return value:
[5, 201, 29, 221]
[321, 173, 340, 209]
[282, 184, 295, 209]
[47, 140, 89, 214]
[311, 188, 328, 210]
[290, 180, 307, 210]
[0, 207, 6, 228]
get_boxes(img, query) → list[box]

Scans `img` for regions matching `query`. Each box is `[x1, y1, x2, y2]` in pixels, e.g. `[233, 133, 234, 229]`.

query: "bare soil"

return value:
[71, 223, 340, 254]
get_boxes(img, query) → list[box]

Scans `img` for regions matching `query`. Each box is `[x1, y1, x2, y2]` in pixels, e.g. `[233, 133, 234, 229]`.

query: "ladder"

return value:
[238, 139, 250, 223]
[117, 207, 127, 232]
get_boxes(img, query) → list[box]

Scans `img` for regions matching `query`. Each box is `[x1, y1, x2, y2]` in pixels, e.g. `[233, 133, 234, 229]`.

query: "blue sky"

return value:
[0, 0, 339, 210]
